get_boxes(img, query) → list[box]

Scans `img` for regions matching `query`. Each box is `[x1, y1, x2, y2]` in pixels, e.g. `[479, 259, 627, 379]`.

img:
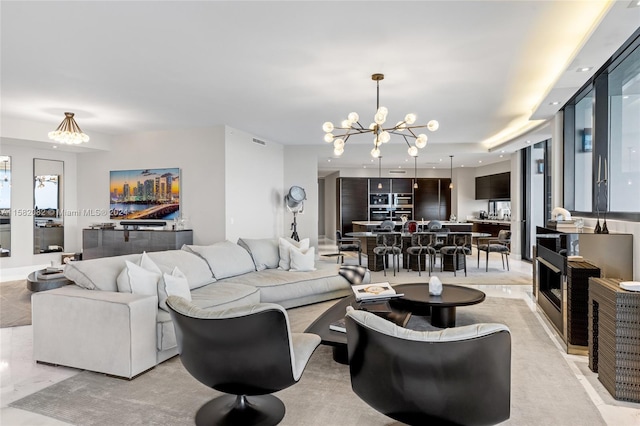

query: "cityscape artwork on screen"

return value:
[109, 168, 180, 220]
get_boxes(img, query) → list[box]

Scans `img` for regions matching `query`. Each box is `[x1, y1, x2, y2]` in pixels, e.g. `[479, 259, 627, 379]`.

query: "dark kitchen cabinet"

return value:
[475, 172, 510, 199]
[475, 175, 491, 200]
[414, 178, 451, 221]
[440, 179, 452, 219]
[491, 172, 511, 199]
[391, 178, 412, 193]
[369, 178, 390, 193]
[337, 178, 369, 234]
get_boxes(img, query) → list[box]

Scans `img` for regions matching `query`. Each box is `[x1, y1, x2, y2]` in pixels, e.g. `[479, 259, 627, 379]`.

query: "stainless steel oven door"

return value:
[394, 195, 412, 205]
[371, 210, 390, 221]
[392, 210, 412, 220]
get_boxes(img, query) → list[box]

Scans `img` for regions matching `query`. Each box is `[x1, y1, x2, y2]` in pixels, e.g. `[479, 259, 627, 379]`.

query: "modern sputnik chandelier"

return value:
[323, 73, 439, 158]
[48, 112, 90, 144]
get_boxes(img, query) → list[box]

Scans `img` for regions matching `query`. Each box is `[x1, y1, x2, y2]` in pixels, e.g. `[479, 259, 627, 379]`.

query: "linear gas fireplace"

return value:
[536, 235, 567, 333]
[535, 227, 633, 354]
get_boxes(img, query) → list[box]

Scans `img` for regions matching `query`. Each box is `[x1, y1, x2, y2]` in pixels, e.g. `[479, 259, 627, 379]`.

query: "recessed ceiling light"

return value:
[500, 150, 505, 153]
[432, 166, 435, 169]
[629, 0, 640, 8]
[499, 154, 503, 158]
[461, 165, 465, 168]
[526, 140, 531, 144]
[53, 146, 58, 149]
[577, 67, 593, 72]
[549, 101, 560, 106]
[478, 160, 482, 163]
[439, 158, 442, 162]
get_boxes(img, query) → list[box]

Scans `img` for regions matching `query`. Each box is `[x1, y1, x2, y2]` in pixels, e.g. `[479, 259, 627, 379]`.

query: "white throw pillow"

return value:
[278, 237, 310, 270]
[158, 267, 191, 311]
[237, 238, 279, 271]
[184, 241, 256, 279]
[116, 260, 160, 296]
[139, 251, 163, 276]
[289, 246, 316, 272]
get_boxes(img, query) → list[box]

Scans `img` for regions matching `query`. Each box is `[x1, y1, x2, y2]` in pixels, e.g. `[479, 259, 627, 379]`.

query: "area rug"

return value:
[10, 297, 604, 425]
[318, 256, 534, 287]
[366, 264, 533, 287]
[0, 280, 31, 327]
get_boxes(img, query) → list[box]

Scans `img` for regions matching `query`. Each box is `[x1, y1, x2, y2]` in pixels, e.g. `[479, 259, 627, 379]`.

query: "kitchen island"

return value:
[467, 219, 511, 237]
[352, 221, 472, 233]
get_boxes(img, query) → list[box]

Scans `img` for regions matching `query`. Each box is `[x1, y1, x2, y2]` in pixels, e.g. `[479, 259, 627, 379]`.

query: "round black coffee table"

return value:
[305, 283, 485, 363]
[390, 283, 486, 328]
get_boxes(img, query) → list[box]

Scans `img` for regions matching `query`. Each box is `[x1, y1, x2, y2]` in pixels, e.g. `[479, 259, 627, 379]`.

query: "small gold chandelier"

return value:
[323, 73, 439, 158]
[48, 112, 90, 144]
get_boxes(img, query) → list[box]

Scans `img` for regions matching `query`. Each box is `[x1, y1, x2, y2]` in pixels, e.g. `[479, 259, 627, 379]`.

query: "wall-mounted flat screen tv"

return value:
[110, 168, 181, 220]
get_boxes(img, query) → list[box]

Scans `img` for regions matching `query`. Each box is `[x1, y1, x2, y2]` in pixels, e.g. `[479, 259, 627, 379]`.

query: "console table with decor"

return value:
[588, 277, 640, 403]
[82, 228, 193, 260]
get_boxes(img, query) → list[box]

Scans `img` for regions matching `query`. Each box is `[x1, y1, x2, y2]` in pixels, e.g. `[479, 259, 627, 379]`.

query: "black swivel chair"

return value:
[345, 307, 511, 426]
[166, 296, 321, 426]
[336, 230, 362, 265]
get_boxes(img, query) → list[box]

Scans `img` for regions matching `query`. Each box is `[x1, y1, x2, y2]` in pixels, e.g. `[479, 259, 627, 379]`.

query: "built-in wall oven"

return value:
[370, 209, 392, 221]
[370, 194, 391, 206]
[392, 209, 413, 221]
[394, 195, 412, 206]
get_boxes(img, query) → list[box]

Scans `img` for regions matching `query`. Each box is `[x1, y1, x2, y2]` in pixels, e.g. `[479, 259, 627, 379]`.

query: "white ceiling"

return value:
[1, 1, 639, 173]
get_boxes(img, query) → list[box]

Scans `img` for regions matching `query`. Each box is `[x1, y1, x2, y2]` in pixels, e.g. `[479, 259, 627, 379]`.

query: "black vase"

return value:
[602, 218, 609, 234]
[594, 218, 602, 234]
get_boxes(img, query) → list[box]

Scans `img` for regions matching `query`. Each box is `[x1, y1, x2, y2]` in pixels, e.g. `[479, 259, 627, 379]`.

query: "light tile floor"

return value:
[320, 240, 640, 426]
[1, 241, 639, 425]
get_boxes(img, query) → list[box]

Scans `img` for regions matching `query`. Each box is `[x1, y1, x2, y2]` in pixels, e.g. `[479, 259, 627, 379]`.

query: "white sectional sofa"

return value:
[31, 238, 369, 379]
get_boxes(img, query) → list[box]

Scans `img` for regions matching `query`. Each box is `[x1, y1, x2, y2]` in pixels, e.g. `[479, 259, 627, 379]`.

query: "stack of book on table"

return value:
[37, 267, 65, 280]
[351, 282, 403, 302]
[329, 283, 407, 333]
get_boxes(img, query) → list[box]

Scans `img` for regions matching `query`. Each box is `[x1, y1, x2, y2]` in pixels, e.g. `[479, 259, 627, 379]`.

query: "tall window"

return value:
[563, 29, 640, 221]
[608, 44, 640, 213]
[573, 90, 594, 212]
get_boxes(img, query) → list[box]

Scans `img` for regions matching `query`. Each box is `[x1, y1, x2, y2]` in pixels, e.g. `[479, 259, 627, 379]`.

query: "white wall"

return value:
[76, 126, 226, 245]
[225, 127, 284, 243]
[454, 167, 487, 220]
[284, 146, 319, 249]
[0, 141, 79, 270]
[475, 160, 511, 177]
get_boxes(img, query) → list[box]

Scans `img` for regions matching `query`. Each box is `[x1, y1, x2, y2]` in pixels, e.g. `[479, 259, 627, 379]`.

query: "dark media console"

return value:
[82, 228, 193, 259]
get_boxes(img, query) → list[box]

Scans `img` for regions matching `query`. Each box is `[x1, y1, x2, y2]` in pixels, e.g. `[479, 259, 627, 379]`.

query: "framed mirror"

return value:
[33, 158, 64, 254]
[0, 156, 10, 257]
